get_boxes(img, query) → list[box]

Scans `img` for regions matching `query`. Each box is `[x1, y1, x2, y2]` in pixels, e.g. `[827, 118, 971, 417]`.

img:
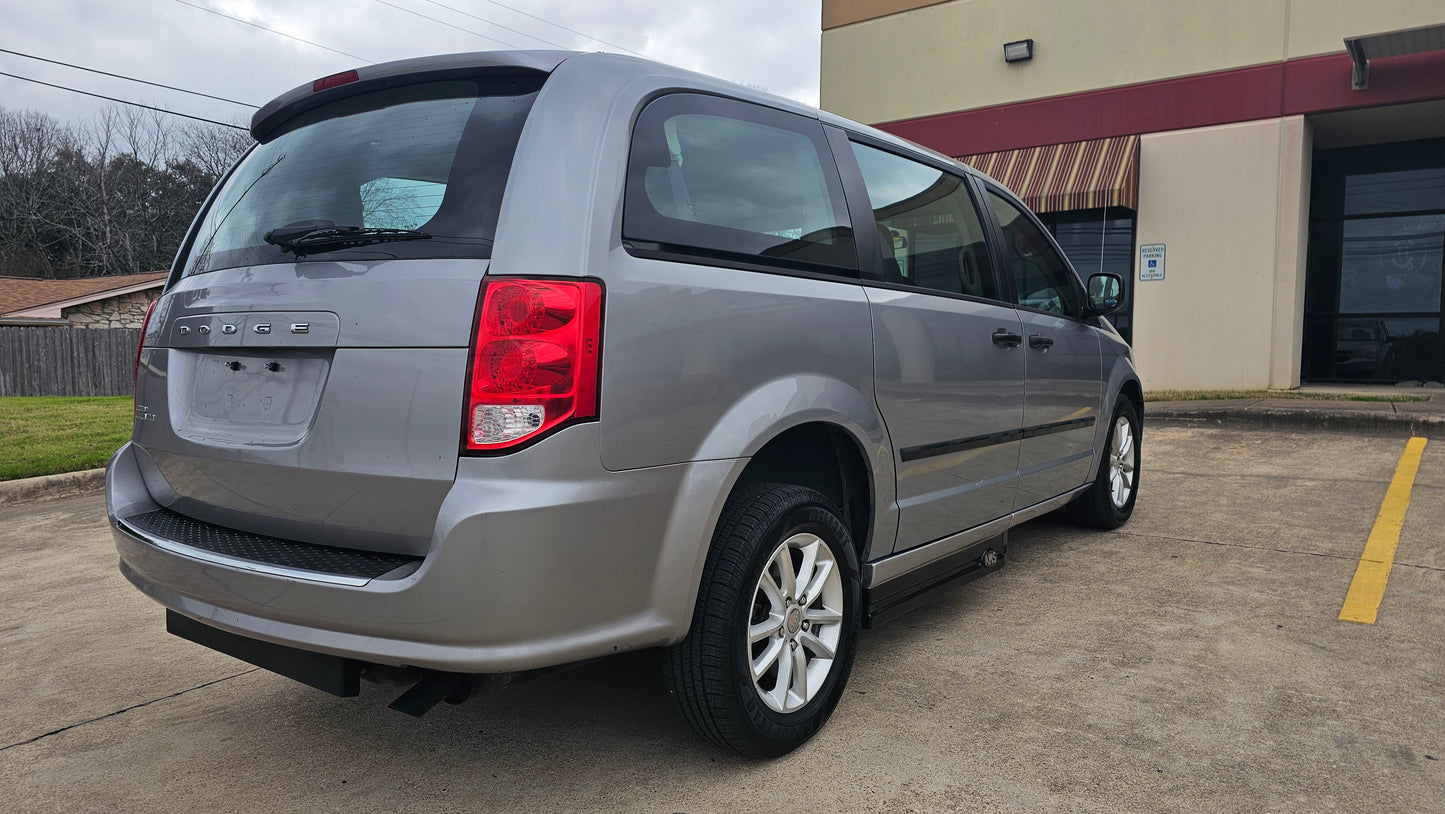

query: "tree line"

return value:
[0, 104, 252, 279]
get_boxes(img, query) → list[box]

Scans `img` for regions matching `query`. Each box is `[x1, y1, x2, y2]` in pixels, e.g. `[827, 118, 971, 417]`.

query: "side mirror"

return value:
[1085, 273, 1124, 316]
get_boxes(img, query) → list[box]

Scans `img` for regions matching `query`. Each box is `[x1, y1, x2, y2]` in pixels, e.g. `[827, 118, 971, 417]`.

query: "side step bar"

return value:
[861, 532, 1007, 628]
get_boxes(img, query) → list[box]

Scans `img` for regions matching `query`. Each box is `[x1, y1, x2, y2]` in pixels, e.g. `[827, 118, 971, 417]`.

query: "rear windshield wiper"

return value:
[264, 221, 431, 256]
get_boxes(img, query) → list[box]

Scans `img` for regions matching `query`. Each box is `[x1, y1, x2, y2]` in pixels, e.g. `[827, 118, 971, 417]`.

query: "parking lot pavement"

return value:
[1, 425, 1441, 813]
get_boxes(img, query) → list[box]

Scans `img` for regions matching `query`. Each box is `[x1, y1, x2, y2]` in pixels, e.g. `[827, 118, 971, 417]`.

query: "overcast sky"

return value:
[0, 0, 823, 132]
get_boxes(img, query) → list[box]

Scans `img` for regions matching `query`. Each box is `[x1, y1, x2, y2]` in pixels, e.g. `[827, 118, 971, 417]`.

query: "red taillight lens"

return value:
[134, 299, 157, 385]
[465, 278, 602, 451]
[312, 70, 359, 92]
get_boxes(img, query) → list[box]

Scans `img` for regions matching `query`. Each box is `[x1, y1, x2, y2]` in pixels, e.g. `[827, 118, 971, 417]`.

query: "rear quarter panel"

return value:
[494, 54, 897, 560]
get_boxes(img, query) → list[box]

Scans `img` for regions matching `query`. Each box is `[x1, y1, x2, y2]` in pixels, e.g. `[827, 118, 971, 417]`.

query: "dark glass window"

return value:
[1303, 138, 1445, 384]
[181, 77, 544, 277]
[848, 142, 995, 299]
[1343, 168, 1445, 216]
[1331, 317, 1440, 382]
[623, 94, 856, 273]
[1041, 208, 1136, 343]
[1338, 215, 1444, 313]
[986, 189, 1081, 316]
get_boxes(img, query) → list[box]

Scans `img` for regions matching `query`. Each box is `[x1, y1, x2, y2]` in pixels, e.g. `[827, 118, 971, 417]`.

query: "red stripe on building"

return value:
[879, 51, 1445, 157]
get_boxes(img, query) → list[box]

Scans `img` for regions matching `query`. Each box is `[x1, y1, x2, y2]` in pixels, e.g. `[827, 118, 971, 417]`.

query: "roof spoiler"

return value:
[250, 50, 575, 141]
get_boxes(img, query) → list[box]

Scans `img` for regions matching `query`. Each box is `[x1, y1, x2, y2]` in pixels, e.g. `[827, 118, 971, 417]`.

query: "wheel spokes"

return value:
[788, 645, 809, 707]
[798, 629, 835, 660]
[794, 541, 819, 599]
[752, 637, 784, 680]
[1106, 417, 1137, 508]
[801, 558, 833, 605]
[771, 544, 797, 599]
[757, 568, 785, 611]
[803, 606, 842, 625]
[768, 640, 794, 707]
[750, 613, 784, 644]
[748, 532, 847, 714]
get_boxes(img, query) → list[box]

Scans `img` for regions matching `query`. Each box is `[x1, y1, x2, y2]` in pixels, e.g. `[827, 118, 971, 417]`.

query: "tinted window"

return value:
[1344, 168, 1445, 216]
[1044, 208, 1136, 342]
[181, 77, 543, 277]
[850, 142, 995, 299]
[987, 189, 1081, 316]
[624, 94, 855, 272]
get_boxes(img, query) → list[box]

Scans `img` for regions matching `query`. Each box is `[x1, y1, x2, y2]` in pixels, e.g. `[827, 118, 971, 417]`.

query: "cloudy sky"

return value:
[1, 0, 823, 131]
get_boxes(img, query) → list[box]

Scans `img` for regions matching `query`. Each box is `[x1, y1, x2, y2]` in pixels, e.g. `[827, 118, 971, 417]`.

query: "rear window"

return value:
[181, 77, 544, 277]
[623, 93, 856, 273]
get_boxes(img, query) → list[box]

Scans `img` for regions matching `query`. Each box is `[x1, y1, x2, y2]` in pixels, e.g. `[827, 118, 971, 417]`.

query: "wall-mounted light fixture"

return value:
[1003, 39, 1034, 63]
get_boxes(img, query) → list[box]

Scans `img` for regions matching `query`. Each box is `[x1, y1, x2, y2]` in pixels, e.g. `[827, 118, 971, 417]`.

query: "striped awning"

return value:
[958, 135, 1139, 214]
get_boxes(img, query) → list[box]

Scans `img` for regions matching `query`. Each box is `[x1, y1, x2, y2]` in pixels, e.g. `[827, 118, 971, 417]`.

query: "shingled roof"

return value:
[0, 272, 168, 319]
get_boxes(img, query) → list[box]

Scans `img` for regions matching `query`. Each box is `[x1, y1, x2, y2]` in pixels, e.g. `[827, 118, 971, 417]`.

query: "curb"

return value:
[0, 468, 106, 505]
[1145, 408, 1445, 438]
[2, 408, 1440, 504]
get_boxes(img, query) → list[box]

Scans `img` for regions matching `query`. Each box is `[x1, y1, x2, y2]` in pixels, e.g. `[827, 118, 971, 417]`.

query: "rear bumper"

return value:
[108, 425, 743, 673]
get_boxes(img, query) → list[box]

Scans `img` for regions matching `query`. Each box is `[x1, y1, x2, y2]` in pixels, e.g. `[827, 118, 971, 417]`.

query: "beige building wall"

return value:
[821, 0, 1445, 125]
[1286, 0, 1445, 57]
[1131, 117, 1311, 390]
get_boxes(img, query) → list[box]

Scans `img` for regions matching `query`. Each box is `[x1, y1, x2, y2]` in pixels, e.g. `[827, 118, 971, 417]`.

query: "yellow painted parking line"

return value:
[1339, 437, 1428, 624]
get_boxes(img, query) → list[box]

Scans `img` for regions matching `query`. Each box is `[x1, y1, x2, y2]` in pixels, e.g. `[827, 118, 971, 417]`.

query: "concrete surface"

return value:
[1, 425, 1441, 812]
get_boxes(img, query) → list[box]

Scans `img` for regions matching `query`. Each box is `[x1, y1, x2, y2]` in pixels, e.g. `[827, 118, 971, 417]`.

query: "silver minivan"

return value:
[108, 50, 1141, 756]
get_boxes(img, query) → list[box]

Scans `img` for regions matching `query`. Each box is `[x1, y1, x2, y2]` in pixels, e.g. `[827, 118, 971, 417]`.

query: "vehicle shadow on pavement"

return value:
[261, 549, 1027, 778]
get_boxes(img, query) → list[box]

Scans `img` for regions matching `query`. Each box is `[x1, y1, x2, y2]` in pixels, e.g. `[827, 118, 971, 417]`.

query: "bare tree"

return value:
[0, 103, 252, 278]
[181, 119, 253, 179]
[0, 107, 79, 277]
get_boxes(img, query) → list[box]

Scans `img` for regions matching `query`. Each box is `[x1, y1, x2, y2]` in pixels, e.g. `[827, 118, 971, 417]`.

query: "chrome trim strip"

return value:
[115, 517, 373, 587]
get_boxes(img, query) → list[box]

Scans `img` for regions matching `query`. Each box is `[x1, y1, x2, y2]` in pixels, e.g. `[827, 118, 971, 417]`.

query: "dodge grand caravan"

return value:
[108, 50, 1141, 756]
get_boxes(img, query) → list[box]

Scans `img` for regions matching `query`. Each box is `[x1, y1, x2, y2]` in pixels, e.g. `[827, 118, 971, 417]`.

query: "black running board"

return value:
[862, 531, 1007, 628]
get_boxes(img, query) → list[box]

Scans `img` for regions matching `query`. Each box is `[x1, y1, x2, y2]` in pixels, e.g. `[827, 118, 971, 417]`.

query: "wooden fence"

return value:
[0, 327, 140, 397]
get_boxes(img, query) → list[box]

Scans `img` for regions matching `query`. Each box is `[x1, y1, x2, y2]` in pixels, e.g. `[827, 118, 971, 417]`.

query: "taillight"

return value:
[134, 299, 157, 385]
[312, 70, 359, 92]
[464, 278, 603, 452]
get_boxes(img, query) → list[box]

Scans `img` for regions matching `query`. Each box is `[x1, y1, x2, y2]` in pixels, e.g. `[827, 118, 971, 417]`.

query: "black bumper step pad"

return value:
[124, 507, 419, 580]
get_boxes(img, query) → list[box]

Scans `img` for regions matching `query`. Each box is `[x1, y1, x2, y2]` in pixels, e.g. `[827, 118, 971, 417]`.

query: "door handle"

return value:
[992, 328, 1022, 348]
[1029, 334, 1055, 351]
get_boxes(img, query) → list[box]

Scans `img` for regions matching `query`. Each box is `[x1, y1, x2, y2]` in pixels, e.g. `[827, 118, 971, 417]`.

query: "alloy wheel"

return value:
[747, 532, 845, 713]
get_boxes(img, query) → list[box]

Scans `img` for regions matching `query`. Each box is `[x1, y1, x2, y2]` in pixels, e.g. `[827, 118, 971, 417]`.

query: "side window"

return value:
[623, 94, 856, 272]
[986, 189, 1081, 316]
[849, 142, 996, 300]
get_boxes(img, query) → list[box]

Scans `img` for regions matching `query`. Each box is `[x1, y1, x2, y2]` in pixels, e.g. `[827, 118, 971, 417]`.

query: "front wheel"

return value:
[665, 483, 860, 757]
[1066, 396, 1141, 529]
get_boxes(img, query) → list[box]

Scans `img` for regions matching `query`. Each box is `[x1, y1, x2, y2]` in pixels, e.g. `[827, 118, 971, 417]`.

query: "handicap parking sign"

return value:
[1140, 244, 1165, 281]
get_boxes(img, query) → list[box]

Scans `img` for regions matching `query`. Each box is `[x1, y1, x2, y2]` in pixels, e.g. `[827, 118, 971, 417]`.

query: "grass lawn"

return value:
[0, 396, 133, 481]
[1145, 389, 1429, 403]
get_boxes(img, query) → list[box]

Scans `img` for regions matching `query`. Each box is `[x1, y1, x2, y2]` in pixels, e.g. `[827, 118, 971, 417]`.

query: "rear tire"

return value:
[1066, 396, 1140, 529]
[665, 483, 860, 757]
